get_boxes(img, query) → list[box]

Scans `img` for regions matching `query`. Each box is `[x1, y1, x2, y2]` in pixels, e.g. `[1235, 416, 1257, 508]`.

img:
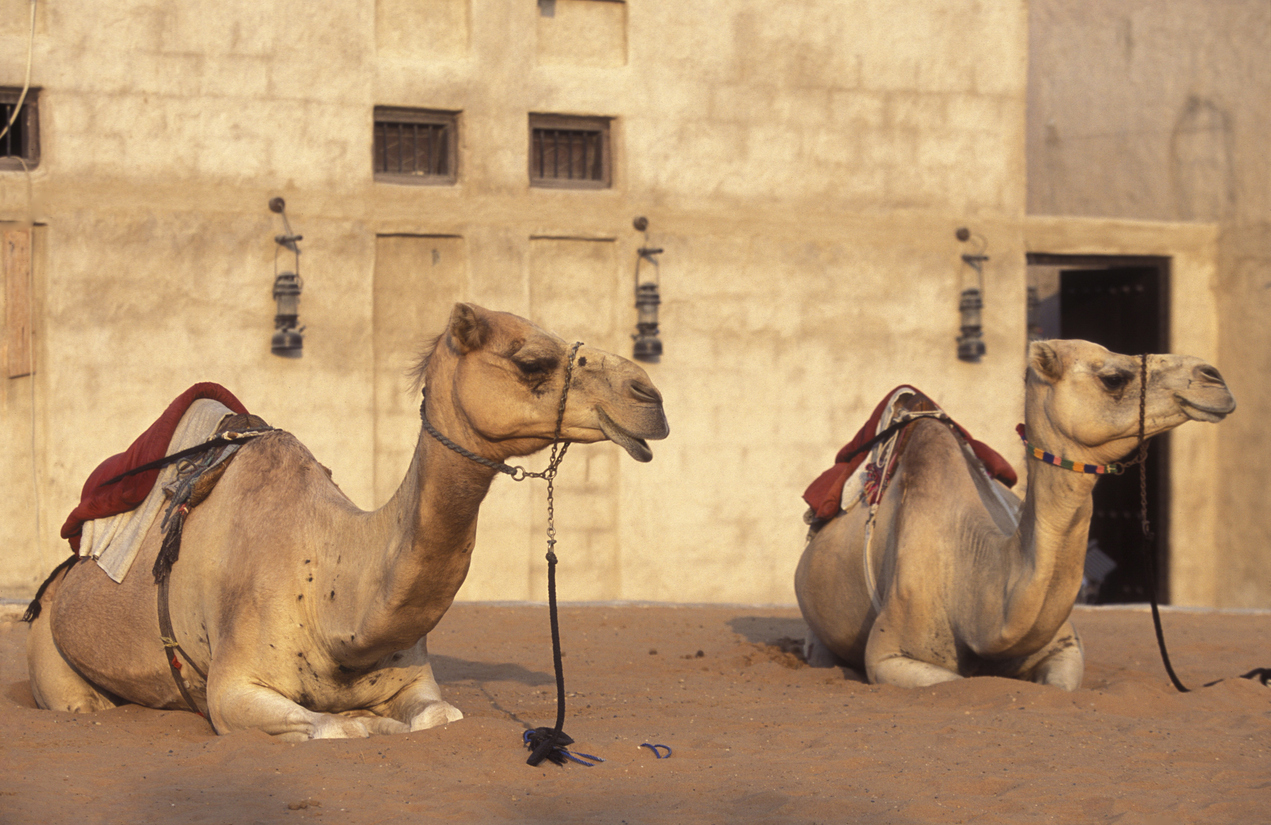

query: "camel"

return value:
[26, 303, 669, 739]
[795, 340, 1235, 690]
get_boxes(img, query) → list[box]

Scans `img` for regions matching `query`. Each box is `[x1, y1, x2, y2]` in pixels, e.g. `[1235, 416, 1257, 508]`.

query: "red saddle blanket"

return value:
[802, 386, 1017, 521]
[60, 383, 249, 552]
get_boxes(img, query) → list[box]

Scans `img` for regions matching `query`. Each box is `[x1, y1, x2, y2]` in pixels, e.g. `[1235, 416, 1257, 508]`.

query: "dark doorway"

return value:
[1026, 255, 1171, 604]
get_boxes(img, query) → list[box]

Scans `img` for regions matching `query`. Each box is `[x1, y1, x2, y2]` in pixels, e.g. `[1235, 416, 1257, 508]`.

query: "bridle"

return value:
[419, 341, 600, 765]
[418, 341, 583, 484]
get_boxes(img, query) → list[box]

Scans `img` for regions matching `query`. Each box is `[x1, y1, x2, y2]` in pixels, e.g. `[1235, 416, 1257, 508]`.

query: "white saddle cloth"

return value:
[80, 398, 235, 583]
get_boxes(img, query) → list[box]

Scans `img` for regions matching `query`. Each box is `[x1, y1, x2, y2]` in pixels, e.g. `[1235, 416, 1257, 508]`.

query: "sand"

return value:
[1, 602, 1268, 824]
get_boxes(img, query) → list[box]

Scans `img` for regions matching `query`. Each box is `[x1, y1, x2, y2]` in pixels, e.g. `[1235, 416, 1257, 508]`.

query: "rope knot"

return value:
[523, 728, 604, 767]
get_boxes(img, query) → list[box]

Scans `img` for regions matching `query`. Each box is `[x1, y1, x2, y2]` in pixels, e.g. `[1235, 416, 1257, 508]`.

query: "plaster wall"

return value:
[3, 0, 1033, 605]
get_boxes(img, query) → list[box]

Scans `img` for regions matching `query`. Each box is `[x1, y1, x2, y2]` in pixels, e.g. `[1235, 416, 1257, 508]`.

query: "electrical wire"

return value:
[0, 0, 37, 146]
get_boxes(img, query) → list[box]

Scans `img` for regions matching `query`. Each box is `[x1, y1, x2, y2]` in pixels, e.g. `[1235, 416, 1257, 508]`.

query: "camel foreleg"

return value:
[207, 676, 409, 741]
[863, 611, 964, 688]
[370, 638, 463, 731]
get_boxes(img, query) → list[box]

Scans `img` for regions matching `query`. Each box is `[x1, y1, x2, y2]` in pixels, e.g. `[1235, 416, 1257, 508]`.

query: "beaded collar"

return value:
[1015, 424, 1124, 475]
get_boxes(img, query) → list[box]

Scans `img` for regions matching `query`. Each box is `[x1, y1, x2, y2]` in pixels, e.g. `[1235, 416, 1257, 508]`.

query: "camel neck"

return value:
[998, 456, 1099, 650]
[346, 413, 504, 659]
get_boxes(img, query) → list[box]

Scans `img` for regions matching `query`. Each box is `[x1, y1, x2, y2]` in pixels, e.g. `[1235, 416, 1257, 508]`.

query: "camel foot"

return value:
[308, 712, 410, 740]
[1026, 627, 1084, 690]
[803, 633, 848, 668]
[409, 701, 463, 731]
[868, 654, 963, 688]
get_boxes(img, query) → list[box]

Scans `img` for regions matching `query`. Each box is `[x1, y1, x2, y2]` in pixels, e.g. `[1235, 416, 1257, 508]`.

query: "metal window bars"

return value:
[531, 128, 604, 182]
[1, 101, 28, 158]
[374, 120, 450, 177]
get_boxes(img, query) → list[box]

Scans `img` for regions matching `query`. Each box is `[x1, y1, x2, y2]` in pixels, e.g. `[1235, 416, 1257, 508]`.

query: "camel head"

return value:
[1025, 339, 1235, 465]
[422, 303, 669, 463]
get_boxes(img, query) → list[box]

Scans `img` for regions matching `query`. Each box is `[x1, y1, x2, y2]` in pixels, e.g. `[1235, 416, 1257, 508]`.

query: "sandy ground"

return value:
[1, 601, 1268, 825]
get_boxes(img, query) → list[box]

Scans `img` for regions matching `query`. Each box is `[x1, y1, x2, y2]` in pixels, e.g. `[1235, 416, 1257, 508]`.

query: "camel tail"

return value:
[21, 553, 79, 623]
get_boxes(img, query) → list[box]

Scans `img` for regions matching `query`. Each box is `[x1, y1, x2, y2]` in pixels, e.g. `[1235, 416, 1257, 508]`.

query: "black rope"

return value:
[1139, 527, 1190, 693]
[1132, 355, 1267, 691]
[1132, 354, 1191, 693]
[419, 395, 527, 479]
[99, 429, 272, 487]
[522, 343, 595, 767]
[20, 553, 80, 623]
[835, 413, 945, 469]
[522, 728, 604, 766]
[524, 548, 580, 766]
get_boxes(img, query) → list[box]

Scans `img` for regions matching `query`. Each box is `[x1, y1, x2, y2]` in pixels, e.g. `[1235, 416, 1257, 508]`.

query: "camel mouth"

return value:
[1178, 394, 1236, 423]
[597, 408, 654, 463]
[1176, 386, 1236, 423]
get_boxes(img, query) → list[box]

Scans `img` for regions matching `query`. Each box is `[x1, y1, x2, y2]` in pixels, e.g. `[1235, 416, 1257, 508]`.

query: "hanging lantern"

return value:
[955, 227, 988, 363]
[268, 197, 304, 358]
[631, 216, 663, 363]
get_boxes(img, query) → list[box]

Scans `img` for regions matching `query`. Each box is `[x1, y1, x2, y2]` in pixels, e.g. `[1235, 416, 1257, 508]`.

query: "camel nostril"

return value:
[629, 380, 662, 405]
[1195, 365, 1225, 386]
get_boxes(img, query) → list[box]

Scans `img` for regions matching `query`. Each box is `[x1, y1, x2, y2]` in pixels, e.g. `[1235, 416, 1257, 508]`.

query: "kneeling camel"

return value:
[27, 303, 669, 739]
[795, 340, 1234, 689]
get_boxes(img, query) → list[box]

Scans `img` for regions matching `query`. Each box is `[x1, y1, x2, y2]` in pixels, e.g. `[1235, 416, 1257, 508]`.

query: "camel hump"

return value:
[802, 386, 1016, 524]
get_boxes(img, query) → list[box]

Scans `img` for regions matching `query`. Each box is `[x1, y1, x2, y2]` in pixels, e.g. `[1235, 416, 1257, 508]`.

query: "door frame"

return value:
[1026, 253, 1171, 603]
[1024, 215, 1224, 606]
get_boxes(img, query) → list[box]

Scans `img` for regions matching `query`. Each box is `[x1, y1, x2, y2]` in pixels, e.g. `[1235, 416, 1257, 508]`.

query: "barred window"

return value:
[529, 114, 611, 188]
[0, 88, 39, 171]
[373, 107, 457, 185]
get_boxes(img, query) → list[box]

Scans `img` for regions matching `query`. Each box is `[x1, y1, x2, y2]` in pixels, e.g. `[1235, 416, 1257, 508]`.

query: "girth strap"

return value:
[157, 573, 210, 720]
[152, 415, 269, 723]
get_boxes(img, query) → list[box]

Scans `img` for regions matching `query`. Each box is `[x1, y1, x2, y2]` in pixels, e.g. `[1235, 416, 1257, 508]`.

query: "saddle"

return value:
[60, 383, 252, 553]
[802, 385, 1017, 524]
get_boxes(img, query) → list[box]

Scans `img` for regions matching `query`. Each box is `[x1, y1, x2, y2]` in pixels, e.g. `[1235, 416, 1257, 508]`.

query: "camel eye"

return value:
[1099, 372, 1131, 392]
[514, 357, 555, 381]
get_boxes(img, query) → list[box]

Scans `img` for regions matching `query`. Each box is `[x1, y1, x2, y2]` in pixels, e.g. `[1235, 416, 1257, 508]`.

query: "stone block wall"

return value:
[2, 0, 1036, 605]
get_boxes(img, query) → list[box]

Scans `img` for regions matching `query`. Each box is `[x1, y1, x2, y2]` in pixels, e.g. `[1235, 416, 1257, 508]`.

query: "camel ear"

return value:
[447, 303, 490, 354]
[1029, 341, 1064, 383]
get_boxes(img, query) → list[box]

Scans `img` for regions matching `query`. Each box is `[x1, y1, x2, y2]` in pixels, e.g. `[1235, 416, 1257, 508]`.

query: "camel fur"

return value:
[26, 303, 669, 739]
[795, 340, 1235, 690]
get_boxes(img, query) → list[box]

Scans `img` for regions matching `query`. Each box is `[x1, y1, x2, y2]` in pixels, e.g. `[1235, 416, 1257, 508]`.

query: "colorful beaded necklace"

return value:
[1015, 423, 1124, 475]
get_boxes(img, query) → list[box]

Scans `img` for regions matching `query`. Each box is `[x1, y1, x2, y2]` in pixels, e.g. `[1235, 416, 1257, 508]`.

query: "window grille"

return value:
[373, 107, 457, 184]
[529, 114, 611, 188]
[0, 88, 39, 171]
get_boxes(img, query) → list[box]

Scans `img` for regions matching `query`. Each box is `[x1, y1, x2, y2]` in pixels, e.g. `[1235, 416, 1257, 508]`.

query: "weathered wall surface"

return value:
[1028, 0, 1270, 607]
[3, 0, 1029, 605]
